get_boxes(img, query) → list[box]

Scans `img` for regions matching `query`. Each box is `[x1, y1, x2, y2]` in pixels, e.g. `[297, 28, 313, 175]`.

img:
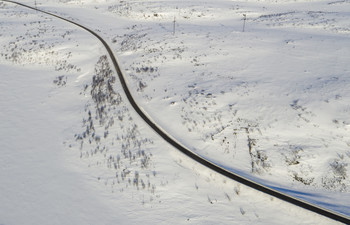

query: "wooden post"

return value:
[173, 16, 176, 35]
[242, 14, 247, 32]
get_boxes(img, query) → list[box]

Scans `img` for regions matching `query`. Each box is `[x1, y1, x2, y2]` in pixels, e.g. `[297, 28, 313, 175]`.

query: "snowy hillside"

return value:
[109, 0, 350, 213]
[0, 0, 349, 224]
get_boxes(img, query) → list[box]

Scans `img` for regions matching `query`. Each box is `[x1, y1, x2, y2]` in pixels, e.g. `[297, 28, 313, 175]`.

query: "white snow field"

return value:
[0, 0, 349, 224]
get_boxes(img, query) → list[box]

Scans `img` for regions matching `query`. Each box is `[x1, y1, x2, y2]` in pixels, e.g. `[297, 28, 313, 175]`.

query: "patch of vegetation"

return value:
[74, 55, 159, 201]
[322, 154, 349, 192]
[53, 75, 67, 87]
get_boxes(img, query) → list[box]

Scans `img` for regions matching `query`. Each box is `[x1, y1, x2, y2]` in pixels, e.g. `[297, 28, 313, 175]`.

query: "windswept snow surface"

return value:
[0, 0, 349, 224]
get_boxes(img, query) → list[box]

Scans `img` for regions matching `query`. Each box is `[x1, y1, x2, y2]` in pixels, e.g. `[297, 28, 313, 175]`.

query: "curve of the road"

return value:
[2, 0, 349, 223]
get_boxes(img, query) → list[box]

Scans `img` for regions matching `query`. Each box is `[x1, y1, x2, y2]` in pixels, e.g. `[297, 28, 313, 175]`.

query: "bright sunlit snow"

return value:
[0, 0, 349, 224]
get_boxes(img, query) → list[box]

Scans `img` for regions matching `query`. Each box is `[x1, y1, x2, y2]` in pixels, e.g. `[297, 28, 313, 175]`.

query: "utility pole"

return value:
[242, 14, 247, 32]
[173, 16, 176, 35]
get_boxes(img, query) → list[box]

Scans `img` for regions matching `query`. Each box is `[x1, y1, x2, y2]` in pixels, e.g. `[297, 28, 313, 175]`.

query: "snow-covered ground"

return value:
[0, 0, 349, 224]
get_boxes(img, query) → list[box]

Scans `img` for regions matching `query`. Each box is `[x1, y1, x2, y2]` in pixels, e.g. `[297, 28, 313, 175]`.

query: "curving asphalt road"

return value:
[2, 0, 349, 223]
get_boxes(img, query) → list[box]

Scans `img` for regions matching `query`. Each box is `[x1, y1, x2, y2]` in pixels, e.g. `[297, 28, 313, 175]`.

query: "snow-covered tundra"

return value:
[0, 0, 349, 224]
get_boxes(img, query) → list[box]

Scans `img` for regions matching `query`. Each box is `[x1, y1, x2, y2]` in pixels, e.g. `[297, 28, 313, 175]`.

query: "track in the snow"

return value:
[2, 0, 349, 223]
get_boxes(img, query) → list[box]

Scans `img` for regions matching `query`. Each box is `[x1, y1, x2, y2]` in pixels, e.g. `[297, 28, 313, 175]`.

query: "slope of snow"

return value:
[0, 1, 348, 224]
[34, 0, 350, 215]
